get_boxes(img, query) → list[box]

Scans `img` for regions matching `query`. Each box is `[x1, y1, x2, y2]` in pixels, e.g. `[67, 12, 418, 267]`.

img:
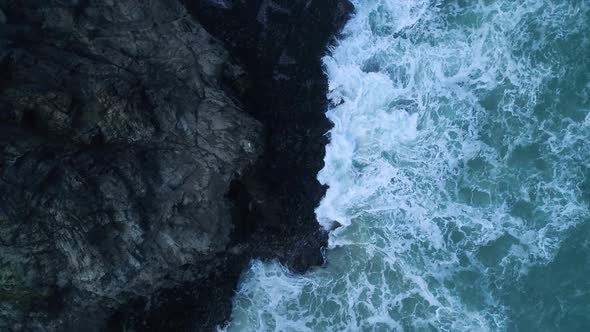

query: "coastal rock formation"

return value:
[0, 0, 351, 330]
[184, 0, 353, 270]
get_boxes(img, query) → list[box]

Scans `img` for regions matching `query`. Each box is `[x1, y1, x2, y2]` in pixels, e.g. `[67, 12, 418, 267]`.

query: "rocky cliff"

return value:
[0, 0, 351, 331]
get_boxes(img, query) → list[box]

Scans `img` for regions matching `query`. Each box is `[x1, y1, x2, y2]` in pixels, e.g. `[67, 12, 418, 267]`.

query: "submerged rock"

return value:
[0, 0, 352, 330]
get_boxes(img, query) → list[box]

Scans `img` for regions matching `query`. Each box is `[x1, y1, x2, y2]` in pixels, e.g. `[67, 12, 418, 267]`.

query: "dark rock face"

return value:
[0, 0, 351, 331]
[184, 0, 353, 270]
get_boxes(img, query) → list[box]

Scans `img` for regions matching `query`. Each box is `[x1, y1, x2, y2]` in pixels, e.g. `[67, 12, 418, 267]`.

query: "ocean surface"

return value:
[223, 0, 590, 330]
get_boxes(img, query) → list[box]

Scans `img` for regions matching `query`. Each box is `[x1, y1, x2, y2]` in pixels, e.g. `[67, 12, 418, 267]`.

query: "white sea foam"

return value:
[222, 0, 590, 331]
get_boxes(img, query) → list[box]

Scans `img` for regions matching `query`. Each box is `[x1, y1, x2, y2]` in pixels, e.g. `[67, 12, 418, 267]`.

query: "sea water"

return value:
[223, 0, 590, 330]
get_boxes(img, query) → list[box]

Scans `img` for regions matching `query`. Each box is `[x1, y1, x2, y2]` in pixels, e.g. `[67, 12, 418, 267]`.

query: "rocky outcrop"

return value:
[0, 0, 352, 331]
[184, 0, 353, 270]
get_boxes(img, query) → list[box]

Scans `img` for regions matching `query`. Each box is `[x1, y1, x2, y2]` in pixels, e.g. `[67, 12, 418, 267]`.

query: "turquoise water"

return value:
[223, 0, 590, 331]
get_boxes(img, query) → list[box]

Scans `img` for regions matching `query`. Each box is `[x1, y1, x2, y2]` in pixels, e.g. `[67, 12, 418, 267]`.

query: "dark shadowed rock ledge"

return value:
[0, 0, 352, 331]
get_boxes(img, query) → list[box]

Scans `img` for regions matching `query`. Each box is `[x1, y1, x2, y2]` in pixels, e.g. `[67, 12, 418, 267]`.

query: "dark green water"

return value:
[223, 0, 590, 330]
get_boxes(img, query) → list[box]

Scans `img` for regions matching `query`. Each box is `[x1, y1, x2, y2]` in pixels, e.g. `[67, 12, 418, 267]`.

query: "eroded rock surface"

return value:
[0, 1, 261, 330]
[0, 0, 352, 330]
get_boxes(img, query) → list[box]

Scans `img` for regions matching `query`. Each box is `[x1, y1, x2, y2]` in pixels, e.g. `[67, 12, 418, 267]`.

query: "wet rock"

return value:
[184, 0, 353, 271]
[0, 0, 352, 330]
